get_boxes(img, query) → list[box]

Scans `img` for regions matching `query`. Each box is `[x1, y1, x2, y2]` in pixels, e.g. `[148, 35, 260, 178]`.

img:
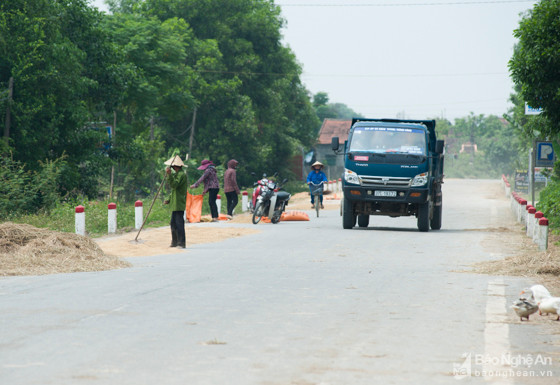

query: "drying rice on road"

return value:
[0, 222, 130, 276]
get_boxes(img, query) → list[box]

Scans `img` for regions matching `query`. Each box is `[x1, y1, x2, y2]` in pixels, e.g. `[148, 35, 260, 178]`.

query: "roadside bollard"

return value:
[510, 192, 517, 214]
[338, 178, 342, 195]
[108, 202, 117, 234]
[242, 191, 248, 212]
[135, 200, 143, 230]
[75, 205, 85, 236]
[537, 217, 549, 251]
[533, 211, 543, 242]
[519, 199, 527, 224]
[526, 206, 535, 237]
[216, 194, 221, 215]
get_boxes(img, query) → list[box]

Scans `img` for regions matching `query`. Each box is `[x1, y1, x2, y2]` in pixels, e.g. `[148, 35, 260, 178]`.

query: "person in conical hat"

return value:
[163, 155, 187, 248]
[164, 155, 186, 167]
[306, 161, 328, 209]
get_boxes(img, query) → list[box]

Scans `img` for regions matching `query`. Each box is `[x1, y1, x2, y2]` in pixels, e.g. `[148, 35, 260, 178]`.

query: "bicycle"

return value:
[309, 181, 325, 217]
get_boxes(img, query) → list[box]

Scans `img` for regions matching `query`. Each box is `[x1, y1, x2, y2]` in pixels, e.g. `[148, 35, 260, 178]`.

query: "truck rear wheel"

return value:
[417, 202, 430, 232]
[430, 201, 442, 230]
[342, 198, 356, 229]
[358, 214, 369, 228]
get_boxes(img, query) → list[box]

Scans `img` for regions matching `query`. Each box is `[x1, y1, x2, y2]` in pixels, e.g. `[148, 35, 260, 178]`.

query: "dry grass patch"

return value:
[0, 222, 131, 276]
[473, 230, 560, 294]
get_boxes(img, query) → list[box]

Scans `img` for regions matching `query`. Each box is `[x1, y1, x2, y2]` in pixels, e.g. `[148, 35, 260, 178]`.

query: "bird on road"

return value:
[537, 297, 560, 321]
[520, 284, 552, 303]
[511, 299, 539, 321]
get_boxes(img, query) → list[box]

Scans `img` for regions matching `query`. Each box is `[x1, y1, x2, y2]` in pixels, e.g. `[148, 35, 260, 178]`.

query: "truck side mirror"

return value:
[331, 137, 340, 151]
[435, 140, 445, 154]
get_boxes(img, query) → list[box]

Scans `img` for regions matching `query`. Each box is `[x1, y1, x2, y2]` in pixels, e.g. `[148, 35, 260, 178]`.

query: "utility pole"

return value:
[4, 77, 13, 142]
[110, 111, 117, 200]
[188, 107, 197, 155]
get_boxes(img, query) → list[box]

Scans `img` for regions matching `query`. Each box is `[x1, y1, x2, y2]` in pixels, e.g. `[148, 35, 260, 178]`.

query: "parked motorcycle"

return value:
[249, 174, 291, 224]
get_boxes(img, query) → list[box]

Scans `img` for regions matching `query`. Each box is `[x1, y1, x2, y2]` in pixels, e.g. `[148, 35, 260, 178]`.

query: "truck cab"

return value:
[331, 118, 444, 232]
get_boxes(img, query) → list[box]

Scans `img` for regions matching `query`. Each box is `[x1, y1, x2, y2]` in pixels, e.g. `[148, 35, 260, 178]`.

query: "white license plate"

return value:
[374, 190, 397, 197]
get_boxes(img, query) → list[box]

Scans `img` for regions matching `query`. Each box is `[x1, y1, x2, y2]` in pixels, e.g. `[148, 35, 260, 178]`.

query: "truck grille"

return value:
[359, 175, 411, 188]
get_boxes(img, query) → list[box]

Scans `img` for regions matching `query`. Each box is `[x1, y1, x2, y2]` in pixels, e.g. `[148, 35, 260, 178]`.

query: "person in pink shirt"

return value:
[224, 159, 241, 216]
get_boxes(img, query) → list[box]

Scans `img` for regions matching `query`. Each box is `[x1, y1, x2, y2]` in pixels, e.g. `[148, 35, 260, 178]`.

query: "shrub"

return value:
[536, 180, 560, 231]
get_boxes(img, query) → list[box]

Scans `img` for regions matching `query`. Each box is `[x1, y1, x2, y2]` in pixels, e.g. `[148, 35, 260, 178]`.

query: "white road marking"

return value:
[484, 279, 512, 384]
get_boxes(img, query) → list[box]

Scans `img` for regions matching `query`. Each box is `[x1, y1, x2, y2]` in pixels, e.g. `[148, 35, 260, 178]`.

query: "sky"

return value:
[90, 0, 539, 121]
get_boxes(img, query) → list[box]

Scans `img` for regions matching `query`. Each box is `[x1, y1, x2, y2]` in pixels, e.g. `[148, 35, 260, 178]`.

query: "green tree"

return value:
[313, 91, 362, 122]
[509, 0, 560, 137]
[0, 0, 117, 197]
[136, 0, 319, 180]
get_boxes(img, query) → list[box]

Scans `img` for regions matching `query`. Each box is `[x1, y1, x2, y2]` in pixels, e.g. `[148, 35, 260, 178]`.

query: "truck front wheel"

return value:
[358, 214, 369, 228]
[342, 197, 356, 229]
[430, 201, 442, 230]
[417, 202, 430, 232]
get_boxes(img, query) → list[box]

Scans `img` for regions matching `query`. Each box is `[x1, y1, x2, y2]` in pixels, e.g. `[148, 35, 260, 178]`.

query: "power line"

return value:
[301, 72, 507, 78]
[192, 69, 508, 78]
[277, 0, 534, 6]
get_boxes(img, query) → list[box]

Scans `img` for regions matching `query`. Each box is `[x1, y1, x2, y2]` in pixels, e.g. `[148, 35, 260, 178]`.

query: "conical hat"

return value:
[164, 155, 185, 167]
[311, 161, 324, 168]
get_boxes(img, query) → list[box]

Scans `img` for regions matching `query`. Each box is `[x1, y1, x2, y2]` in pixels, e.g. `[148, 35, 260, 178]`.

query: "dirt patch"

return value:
[96, 223, 260, 258]
[474, 232, 560, 290]
[0, 222, 130, 276]
[0, 192, 319, 276]
[470, 184, 560, 295]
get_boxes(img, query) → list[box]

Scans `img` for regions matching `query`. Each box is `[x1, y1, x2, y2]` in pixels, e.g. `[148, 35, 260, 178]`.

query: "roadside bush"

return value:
[13, 195, 171, 237]
[536, 180, 560, 231]
[0, 156, 65, 219]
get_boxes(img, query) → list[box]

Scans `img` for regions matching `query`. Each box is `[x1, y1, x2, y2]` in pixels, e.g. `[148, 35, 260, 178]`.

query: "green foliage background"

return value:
[3, 0, 560, 235]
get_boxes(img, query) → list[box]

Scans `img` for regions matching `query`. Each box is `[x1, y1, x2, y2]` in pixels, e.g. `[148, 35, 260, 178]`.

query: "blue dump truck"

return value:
[331, 118, 444, 232]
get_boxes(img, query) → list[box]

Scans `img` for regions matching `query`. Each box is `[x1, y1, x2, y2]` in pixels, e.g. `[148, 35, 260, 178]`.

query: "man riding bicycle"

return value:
[307, 161, 328, 209]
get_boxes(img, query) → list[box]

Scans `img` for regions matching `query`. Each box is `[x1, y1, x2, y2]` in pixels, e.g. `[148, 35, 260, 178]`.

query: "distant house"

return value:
[459, 142, 478, 154]
[315, 119, 352, 180]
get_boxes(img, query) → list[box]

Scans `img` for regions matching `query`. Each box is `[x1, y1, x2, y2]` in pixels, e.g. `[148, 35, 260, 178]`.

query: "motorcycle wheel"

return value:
[271, 210, 282, 224]
[252, 202, 264, 224]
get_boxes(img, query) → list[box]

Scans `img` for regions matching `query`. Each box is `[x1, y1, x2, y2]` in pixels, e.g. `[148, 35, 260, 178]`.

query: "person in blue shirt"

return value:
[307, 161, 328, 209]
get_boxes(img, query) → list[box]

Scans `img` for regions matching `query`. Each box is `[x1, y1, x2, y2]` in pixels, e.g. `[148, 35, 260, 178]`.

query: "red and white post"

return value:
[519, 199, 527, 224]
[216, 194, 221, 215]
[533, 211, 543, 242]
[108, 202, 117, 234]
[526, 206, 535, 237]
[135, 200, 143, 229]
[537, 217, 549, 251]
[75, 205, 85, 236]
[242, 191, 248, 212]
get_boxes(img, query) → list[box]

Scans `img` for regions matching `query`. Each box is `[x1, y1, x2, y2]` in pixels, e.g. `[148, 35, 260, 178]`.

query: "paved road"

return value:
[1, 179, 559, 384]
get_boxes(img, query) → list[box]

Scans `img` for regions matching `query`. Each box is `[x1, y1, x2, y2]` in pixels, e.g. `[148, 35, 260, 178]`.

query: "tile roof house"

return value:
[317, 119, 352, 145]
[314, 119, 352, 180]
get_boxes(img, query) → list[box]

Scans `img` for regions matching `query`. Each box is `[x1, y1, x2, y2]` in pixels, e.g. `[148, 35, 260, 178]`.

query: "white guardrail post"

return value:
[108, 202, 117, 234]
[75, 205, 85, 236]
[526, 206, 535, 237]
[533, 211, 543, 242]
[242, 191, 248, 212]
[135, 200, 143, 229]
[537, 217, 549, 251]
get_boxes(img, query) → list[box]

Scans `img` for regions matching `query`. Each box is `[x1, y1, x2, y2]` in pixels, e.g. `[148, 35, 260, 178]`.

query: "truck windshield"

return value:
[349, 126, 426, 155]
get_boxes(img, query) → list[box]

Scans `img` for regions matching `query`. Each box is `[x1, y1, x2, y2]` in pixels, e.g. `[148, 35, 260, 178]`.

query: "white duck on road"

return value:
[538, 297, 560, 321]
[520, 284, 552, 303]
[511, 299, 539, 321]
